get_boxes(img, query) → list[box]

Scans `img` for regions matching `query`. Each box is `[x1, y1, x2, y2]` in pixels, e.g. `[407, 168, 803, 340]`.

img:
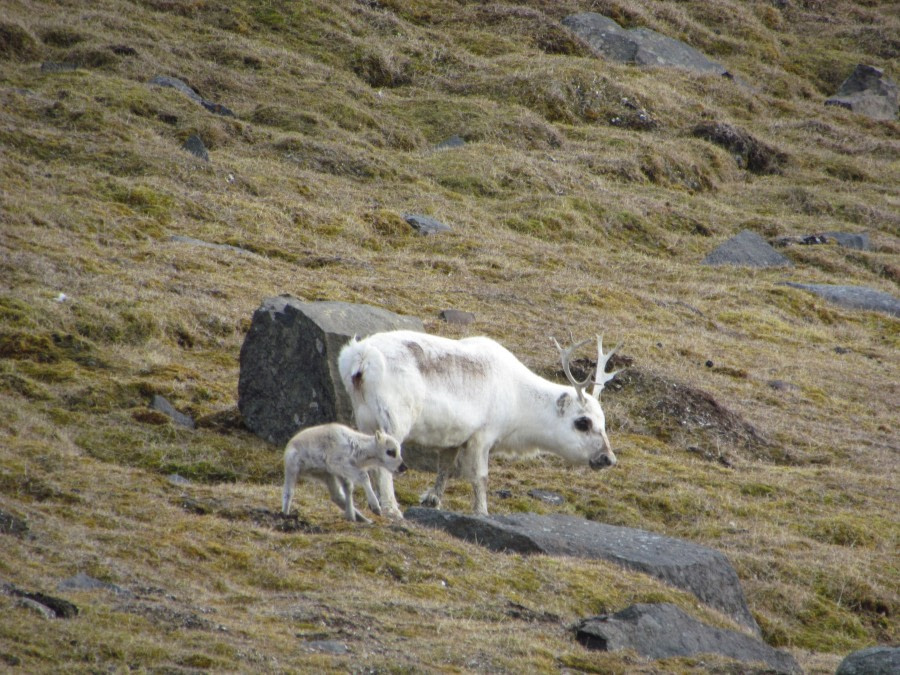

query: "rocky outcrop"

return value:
[238, 297, 422, 445]
[826, 65, 898, 121]
[405, 508, 760, 633]
[562, 13, 726, 75]
[575, 603, 799, 673]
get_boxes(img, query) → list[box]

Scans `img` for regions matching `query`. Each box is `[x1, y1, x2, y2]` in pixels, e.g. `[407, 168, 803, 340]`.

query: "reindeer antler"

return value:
[551, 337, 595, 404]
[591, 335, 622, 399]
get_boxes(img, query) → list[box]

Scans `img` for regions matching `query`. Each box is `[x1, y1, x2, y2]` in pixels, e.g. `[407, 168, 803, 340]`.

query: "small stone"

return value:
[40, 62, 78, 73]
[434, 135, 466, 150]
[527, 489, 565, 506]
[403, 214, 452, 235]
[150, 395, 195, 429]
[439, 309, 475, 325]
[182, 134, 209, 161]
[302, 640, 349, 655]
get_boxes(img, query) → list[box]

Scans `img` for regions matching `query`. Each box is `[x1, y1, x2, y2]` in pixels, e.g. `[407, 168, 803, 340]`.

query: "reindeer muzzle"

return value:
[396, 462, 408, 475]
[589, 453, 616, 470]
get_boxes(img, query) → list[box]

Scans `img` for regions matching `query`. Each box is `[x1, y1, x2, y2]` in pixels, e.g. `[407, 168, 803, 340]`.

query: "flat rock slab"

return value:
[575, 603, 799, 674]
[703, 229, 792, 267]
[782, 283, 900, 317]
[405, 508, 759, 633]
[238, 297, 422, 445]
[836, 646, 900, 675]
[563, 13, 726, 75]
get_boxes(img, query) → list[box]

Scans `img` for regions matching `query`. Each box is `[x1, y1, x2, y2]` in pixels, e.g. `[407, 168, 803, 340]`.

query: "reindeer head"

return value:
[552, 335, 621, 470]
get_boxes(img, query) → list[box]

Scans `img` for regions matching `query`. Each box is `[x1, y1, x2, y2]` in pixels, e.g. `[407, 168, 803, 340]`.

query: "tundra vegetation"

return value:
[0, 0, 897, 672]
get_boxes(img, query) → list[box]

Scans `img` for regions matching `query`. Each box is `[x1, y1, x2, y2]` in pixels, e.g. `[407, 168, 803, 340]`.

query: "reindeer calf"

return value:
[282, 423, 406, 523]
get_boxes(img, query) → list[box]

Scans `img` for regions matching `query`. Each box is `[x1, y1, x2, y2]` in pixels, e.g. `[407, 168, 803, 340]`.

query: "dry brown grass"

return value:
[1, 0, 898, 672]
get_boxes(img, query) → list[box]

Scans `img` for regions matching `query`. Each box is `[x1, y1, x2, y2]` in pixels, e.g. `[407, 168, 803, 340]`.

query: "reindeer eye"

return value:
[574, 417, 592, 432]
[386, 449, 397, 458]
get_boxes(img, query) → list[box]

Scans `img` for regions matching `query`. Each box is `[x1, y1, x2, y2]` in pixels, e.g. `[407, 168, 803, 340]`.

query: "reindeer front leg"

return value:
[457, 435, 491, 516]
[420, 447, 459, 509]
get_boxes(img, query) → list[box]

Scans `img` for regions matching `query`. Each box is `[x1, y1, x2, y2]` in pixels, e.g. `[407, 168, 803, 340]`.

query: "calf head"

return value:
[374, 430, 407, 474]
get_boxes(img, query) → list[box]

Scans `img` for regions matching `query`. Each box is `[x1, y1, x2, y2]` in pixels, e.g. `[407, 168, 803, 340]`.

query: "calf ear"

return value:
[375, 429, 385, 443]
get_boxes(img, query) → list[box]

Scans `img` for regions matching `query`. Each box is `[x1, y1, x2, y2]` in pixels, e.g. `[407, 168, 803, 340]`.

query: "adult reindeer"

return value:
[338, 330, 620, 518]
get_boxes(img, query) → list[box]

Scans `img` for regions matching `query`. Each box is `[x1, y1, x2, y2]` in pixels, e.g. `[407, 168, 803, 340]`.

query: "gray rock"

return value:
[238, 297, 423, 445]
[562, 13, 726, 75]
[826, 64, 898, 121]
[40, 62, 78, 73]
[439, 309, 475, 325]
[150, 75, 204, 103]
[58, 573, 127, 596]
[182, 134, 209, 161]
[149, 75, 235, 117]
[302, 640, 350, 655]
[575, 603, 799, 673]
[824, 231, 870, 251]
[836, 646, 900, 675]
[527, 489, 565, 506]
[16, 597, 57, 620]
[150, 395, 195, 429]
[1, 582, 79, 618]
[702, 230, 792, 267]
[782, 283, 900, 317]
[0, 509, 28, 537]
[435, 135, 466, 150]
[405, 508, 760, 633]
[167, 473, 191, 486]
[168, 235, 252, 256]
[403, 214, 452, 235]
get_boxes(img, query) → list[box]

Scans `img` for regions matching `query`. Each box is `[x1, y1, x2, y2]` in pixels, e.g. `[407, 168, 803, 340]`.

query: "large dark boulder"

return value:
[575, 603, 799, 673]
[238, 297, 423, 445]
[825, 64, 898, 121]
[702, 230, 792, 268]
[405, 508, 760, 634]
[836, 646, 900, 675]
[562, 13, 726, 75]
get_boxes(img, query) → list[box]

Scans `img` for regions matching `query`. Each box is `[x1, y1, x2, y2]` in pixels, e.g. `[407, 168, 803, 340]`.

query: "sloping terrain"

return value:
[1, 0, 897, 672]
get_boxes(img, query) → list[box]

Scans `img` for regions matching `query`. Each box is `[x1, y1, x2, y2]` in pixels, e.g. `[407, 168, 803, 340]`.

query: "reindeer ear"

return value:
[375, 429, 385, 443]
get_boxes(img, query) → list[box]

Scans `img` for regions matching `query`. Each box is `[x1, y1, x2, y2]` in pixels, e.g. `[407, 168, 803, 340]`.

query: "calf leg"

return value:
[282, 460, 300, 515]
[340, 477, 372, 524]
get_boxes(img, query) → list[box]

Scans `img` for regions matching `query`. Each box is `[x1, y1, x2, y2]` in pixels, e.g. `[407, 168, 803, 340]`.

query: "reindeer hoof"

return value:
[419, 491, 442, 509]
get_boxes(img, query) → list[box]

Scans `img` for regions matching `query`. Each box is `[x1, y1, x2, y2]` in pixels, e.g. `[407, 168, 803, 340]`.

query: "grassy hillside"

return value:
[1, 0, 897, 671]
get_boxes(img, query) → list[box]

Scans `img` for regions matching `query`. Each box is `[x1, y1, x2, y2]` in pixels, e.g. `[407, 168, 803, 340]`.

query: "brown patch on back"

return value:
[403, 340, 488, 381]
